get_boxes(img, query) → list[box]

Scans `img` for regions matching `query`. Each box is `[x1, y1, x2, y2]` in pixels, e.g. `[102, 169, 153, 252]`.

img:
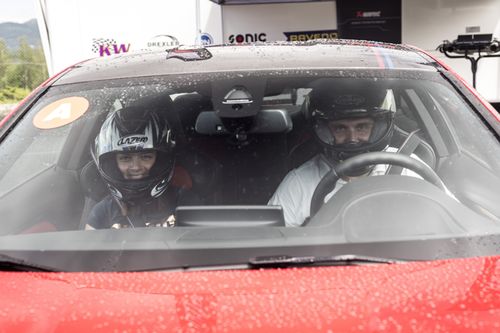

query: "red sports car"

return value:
[0, 41, 499, 332]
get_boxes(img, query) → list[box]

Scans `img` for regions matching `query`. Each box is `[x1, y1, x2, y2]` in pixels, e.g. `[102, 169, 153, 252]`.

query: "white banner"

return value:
[222, 1, 337, 44]
[37, 0, 223, 75]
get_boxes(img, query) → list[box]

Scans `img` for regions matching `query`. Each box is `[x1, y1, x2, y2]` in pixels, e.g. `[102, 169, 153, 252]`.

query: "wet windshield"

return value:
[0, 69, 499, 271]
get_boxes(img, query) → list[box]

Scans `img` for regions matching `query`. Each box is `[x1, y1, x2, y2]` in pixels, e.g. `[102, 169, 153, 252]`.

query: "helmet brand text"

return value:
[117, 136, 149, 146]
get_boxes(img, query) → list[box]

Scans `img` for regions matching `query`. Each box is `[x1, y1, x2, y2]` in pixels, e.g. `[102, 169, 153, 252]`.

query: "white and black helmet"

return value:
[308, 79, 395, 163]
[92, 106, 176, 203]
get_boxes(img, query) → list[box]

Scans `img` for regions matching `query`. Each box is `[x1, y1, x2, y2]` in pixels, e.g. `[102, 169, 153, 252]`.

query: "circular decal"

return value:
[200, 33, 214, 45]
[33, 96, 89, 129]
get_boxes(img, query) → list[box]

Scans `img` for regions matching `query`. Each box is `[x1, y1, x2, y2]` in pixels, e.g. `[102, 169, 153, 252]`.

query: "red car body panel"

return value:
[0, 256, 498, 332]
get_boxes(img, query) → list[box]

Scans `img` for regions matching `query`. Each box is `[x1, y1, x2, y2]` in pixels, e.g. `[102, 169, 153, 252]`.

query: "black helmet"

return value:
[308, 79, 395, 164]
[92, 106, 176, 203]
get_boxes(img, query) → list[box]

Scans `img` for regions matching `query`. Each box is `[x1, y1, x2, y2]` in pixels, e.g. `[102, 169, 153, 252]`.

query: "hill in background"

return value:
[0, 19, 41, 50]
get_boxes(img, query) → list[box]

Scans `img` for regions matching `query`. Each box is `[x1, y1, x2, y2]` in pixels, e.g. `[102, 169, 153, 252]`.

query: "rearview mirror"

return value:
[195, 109, 292, 135]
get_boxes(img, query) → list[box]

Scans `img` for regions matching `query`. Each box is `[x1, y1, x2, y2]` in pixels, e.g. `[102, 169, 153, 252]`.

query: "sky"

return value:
[0, 0, 37, 23]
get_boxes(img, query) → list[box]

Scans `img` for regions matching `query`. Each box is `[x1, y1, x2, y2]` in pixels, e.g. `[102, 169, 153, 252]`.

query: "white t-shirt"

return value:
[268, 148, 423, 227]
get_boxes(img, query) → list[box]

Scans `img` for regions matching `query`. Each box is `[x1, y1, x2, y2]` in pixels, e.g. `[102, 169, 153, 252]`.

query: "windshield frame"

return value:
[0, 229, 499, 272]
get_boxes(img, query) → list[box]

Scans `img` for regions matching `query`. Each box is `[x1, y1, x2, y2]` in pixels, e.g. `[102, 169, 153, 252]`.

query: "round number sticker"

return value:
[33, 96, 89, 129]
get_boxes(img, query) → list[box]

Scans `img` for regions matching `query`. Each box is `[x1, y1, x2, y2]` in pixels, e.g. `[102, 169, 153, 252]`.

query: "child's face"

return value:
[116, 151, 157, 180]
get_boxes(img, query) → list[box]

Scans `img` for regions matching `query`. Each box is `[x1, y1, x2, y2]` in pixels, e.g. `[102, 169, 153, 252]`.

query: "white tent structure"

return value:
[35, 0, 338, 75]
[36, 0, 500, 101]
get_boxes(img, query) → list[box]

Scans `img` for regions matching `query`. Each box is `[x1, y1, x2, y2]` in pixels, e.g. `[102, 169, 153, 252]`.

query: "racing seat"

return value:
[285, 97, 321, 171]
[388, 125, 437, 172]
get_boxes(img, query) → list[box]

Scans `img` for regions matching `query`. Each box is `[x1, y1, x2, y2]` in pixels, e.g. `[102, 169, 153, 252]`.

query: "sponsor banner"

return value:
[92, 38, 131, 57]
[283, 29, 338, 42]
[92, 35, 181, 57]
[38, 0, 216, 75]
[222, 2, 336, 44]
[336, 0, 401, 43]
[228, 33, 267, 44]
[147, 35, 180, 50]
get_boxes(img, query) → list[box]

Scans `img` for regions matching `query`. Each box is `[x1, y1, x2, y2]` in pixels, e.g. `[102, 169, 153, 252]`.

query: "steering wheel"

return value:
[310, 152, 447, 217]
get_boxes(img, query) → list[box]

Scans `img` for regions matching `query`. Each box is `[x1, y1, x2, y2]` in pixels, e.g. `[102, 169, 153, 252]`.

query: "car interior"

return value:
[1, 74, 500, 237]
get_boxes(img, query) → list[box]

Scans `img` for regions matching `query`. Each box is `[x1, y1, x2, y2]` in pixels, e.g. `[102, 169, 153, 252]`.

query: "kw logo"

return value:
[99, 44, 131, 57]
[92, 38, 131, 57]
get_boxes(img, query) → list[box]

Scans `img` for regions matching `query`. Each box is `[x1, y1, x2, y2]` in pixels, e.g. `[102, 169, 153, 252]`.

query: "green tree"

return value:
[0, 39, 9, 89]
[8, 37, 48, 90]
[31, 42, 49, 88]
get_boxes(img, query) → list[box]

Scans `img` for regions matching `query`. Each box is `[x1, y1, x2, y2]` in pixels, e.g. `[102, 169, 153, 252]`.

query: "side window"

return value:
[429, 85, 500, 171]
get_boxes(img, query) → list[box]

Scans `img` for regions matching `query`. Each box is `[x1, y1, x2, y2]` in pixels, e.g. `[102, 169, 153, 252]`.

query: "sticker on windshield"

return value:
[33, 96, 89, 129]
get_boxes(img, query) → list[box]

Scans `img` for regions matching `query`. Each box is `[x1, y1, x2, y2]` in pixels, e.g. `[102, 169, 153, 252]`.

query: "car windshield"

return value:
[1, 67, 500, 271]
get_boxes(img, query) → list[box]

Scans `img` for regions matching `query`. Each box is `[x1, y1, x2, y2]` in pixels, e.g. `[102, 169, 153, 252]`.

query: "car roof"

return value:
[54, 40, 440, 85]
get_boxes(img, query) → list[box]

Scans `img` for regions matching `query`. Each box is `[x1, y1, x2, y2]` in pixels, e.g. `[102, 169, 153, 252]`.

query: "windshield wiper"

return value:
[0, 254, 58, 272]
[249, 254, 404, 268]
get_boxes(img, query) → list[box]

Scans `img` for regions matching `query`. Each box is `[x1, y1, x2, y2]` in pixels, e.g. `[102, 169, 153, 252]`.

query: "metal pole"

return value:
[195, 0, 201, 45]
[464, 51, 478, 89]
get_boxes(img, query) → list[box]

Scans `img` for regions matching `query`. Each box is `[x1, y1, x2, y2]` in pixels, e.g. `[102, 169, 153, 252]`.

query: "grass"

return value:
[0, 86, 30, 104]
